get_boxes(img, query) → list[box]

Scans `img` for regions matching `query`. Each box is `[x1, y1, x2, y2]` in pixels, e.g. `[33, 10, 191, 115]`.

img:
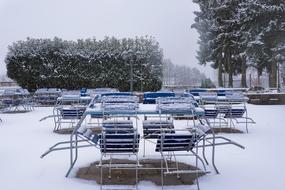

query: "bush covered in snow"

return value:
[5, 36, 163, 91]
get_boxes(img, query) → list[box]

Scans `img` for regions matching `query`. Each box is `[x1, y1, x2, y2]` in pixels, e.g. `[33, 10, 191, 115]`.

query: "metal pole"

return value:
[130, 59, 134, 92]
[277, 62, 280, 92]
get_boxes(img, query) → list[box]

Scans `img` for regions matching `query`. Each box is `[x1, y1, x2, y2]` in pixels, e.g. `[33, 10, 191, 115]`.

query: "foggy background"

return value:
[0, 0, 213, 78]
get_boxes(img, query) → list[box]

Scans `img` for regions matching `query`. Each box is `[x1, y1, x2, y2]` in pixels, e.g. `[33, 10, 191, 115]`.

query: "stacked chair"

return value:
[199, 92, 228, 128]
[34, 88, 61, 105]
[0, 88, 33, 113]
[52, 94, 90, 131]
[223, 93, 255, 133]
[40, 91, 92, 131]
[199, 92, 255, 133]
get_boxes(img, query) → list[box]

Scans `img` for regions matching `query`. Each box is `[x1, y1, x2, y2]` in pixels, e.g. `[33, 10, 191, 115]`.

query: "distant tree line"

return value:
[5, 36, 163, 91]
[162, 59, 215, 88]
[192, 0, 285, 88]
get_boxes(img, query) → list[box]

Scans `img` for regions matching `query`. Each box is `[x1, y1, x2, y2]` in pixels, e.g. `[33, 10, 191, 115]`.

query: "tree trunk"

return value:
[257, 69, 262, 86]
[240, 57, 247, 88]
[269, 62, 277, 88]
[218, 59, 224, 87]
[227, 52, 233, 88]
[228, 71, 233, 87]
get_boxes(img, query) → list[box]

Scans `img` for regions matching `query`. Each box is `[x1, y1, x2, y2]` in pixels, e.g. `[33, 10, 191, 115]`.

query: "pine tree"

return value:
[241, 0, 285, 87]
[193, 0, 285, 88]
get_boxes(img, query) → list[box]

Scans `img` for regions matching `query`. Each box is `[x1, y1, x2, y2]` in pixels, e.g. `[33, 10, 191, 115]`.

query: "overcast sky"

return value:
[0, 0, 213, 78]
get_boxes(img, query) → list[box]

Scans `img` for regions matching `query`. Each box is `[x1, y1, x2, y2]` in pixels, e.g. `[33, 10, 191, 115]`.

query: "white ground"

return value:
[0, 104, 285, 190]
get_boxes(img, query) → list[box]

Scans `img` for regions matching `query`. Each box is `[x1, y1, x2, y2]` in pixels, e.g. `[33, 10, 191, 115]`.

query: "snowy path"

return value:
[0, 105, 285, 190]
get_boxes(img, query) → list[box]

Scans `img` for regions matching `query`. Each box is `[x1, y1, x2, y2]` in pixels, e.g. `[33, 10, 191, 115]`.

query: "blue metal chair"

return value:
[40, 94, 91, 131]
[142, 120, 175, 156]
[155, 130, 207, 190]
[199, 92, 228, 128]
[98, 129, 140, 190]
[52, 106, 86, 131]
[223, 93, 255, 133]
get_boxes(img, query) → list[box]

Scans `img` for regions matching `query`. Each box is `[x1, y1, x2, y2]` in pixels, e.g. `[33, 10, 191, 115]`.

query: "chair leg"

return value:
[108, 155, 112, 179]
[100, 155, 103, 190]
[136, 154, 138, 190]
[246, 110, 249, 133]
[195, 147, 200, 190]
[143, 139, 146, 157]
[190, 150, 207, 171]
[211, 134, 219, 174]
[202, 138, 209, 165]
[173, 154, 180, 179]
[161, 153, 164, 190]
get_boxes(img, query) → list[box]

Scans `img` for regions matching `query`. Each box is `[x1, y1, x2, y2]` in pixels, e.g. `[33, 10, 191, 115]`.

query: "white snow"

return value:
[0, 104, 285, 190]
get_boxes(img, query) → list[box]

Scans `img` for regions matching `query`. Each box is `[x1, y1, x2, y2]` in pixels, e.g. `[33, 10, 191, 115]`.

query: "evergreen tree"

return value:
[241, 0, 285, 87]
[192, 0, 285, 88]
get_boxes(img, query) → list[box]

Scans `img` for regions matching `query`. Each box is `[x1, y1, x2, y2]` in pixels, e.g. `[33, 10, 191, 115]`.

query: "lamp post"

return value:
[122, 50, 134, 92]
[122, 50, 144, 92]
[276, 53, 283, 92]
[277, 62, 280, 92]
[130, 57, 134, 92]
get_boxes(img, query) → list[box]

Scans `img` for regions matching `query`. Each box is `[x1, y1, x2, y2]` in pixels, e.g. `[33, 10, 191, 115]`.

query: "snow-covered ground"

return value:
[0, 104, 285, 190]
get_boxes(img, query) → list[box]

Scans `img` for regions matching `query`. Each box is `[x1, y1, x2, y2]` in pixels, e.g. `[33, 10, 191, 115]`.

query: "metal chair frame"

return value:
[98, 128, 140, 190]
[41, 96, 246, 190]
[40, 94, 92, 131]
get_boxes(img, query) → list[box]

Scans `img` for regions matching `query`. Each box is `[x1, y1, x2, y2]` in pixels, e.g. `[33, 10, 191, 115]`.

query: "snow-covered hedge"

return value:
[5, 36, 163, 91]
